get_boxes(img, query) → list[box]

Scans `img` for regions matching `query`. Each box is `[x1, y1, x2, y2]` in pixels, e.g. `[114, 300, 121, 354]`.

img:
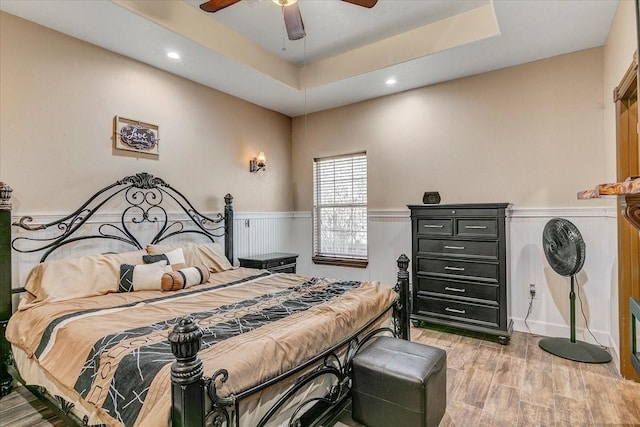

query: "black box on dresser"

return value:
[408, 203, 512, 344]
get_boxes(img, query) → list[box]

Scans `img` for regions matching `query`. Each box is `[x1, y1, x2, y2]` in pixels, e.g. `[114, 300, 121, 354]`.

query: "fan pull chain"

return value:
[303, 34, 308, 142]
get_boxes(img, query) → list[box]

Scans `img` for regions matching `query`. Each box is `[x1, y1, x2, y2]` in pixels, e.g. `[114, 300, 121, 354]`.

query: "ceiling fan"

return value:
[199, 0, 378, 41]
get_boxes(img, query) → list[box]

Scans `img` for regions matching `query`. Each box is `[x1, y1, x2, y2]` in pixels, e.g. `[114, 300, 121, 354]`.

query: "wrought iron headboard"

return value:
[11, 172, 234, 263]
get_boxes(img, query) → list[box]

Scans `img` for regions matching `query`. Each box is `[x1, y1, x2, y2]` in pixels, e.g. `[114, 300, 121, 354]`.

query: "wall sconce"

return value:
[249, 152, 266, 173]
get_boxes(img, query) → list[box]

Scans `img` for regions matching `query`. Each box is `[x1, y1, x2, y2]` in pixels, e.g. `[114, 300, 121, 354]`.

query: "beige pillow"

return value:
[146, 242, 232, 273]
[19, 249, 146, 309]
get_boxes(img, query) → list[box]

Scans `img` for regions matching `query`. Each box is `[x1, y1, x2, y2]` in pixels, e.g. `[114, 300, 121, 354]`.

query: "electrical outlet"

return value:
[529, 283, 536, 299]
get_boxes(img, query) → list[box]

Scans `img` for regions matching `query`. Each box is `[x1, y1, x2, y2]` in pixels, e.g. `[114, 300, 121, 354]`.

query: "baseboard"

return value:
[512, 317, 613, 348]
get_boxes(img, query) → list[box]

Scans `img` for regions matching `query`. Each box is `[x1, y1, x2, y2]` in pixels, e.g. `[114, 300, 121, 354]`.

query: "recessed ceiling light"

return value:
[167, 52, 180, 59]
[386, 78, 397, 85]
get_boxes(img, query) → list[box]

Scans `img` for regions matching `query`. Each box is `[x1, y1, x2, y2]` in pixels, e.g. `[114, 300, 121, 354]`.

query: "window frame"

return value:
[312, 151, 368, 268]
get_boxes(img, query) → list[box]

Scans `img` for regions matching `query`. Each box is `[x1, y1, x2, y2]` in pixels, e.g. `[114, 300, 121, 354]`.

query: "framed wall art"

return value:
[113, 116, 159, 156]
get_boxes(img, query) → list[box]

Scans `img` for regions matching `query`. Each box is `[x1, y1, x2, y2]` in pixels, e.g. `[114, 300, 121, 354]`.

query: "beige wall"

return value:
[603, 0, 638, 180]
[0, 11, 293, 214]
[602, 0, 638, 369]
[292, 48, 606, 211]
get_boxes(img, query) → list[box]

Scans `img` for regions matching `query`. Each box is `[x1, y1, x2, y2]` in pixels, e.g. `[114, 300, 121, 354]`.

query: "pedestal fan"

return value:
[538, 218, 612, 363]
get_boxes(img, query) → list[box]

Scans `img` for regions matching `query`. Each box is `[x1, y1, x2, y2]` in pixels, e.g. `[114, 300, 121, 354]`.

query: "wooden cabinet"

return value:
[409, 203, 512, 344]
[238, 253, 298, 273]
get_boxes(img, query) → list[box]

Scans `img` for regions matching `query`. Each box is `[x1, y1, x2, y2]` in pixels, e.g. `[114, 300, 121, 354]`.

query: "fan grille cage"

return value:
[542, 218, 586, 277]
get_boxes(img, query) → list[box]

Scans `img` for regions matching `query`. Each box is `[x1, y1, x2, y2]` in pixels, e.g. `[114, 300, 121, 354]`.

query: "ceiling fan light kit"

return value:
[272, 0, 297, 6]
[539, 218, 611, 364]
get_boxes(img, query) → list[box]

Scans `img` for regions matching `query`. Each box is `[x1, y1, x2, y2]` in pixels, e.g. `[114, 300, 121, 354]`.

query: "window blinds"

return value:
[313, 152, 367, 260]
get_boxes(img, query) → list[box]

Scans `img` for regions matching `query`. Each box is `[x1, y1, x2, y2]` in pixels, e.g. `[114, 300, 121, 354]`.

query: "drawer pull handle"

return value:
[445, 307, 466, 314]
[465, 225, 487, 229]
[424, 224, 444, 228]
[444, 245, 465, 250]
[444, 266, 465, 271]
[445, 287, 466, 293]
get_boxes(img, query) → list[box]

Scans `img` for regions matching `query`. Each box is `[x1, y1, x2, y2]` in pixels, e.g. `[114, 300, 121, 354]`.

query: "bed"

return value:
[0, 173, 410, 427]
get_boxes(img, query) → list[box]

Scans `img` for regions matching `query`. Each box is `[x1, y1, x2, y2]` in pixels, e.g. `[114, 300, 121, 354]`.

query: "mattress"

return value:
[7, 267, 396, 426]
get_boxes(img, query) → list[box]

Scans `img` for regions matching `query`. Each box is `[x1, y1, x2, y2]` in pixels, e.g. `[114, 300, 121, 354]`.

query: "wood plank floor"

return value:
[1, 327, 639, 426]
[330, 327, 640, 427]
[0, 383, 68, 427]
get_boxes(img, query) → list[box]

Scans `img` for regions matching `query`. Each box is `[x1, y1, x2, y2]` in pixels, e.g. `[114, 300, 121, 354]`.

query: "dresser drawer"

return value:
[263, 257, 297, 269]
[417, 258, 498, 282]
[416, 218, 453, 236]
[414, 296, 499, 327]
[417, 238, 498, 259]
[269, 264, 296, 273]
[456, 219, 498, 238]
[415, 276, 499, 303]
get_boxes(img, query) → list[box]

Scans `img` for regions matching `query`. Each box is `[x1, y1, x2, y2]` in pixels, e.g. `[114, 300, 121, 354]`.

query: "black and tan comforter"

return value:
[7, 268, 397, 426]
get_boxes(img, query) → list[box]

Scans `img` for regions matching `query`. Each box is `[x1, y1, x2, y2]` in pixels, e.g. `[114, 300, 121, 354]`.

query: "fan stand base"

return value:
[539, 337, 612, 364]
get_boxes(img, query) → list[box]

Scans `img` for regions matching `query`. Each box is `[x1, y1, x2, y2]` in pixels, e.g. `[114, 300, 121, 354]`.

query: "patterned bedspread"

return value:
[6, 268, 397, 426]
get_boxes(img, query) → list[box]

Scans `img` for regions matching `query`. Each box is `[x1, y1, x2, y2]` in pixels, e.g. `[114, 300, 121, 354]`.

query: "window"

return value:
[313, 152, 368, 268]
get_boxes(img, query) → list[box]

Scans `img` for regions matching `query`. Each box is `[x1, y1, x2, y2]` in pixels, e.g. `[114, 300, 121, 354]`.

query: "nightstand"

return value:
[238, 252, 299, 273]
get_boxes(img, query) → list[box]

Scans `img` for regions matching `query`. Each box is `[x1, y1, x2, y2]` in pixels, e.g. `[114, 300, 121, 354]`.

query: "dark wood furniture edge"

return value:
[0, 182, 13, 397]
[237, 252, 299, 262]
[622, 193, 640, 231]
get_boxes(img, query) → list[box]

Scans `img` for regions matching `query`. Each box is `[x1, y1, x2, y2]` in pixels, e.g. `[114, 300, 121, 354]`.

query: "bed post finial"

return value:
[0, 181, 13, 396]
[0, 182, 12, 211]
[169, 317, 205, 427]
[224, 194, 234, 264]
[394, 254, 411, 341]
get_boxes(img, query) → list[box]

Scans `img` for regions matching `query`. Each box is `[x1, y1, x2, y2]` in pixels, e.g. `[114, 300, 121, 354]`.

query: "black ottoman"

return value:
[351, 336, 446, 427]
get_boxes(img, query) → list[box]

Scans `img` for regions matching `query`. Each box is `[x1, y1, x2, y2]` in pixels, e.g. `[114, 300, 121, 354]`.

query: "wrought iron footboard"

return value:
[168, 255, 411, 427]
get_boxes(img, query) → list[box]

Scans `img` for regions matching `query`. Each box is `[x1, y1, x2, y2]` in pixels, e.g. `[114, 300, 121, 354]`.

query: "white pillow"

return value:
[118, 260, 169, 292]
[142, 247, 187, 270]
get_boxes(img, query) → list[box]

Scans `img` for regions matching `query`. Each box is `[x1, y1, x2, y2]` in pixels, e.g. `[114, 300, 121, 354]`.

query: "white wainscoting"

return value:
[9, 211, 296, 291]
[9, 208, 620, 361]
[291, 207, 620, 357]
[508, 207, 619, 365]
[233, 212, 296, 260]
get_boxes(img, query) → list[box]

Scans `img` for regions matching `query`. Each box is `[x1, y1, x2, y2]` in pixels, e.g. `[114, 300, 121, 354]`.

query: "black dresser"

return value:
[408, 203, 512, 344]
[238, 253, 298, 273]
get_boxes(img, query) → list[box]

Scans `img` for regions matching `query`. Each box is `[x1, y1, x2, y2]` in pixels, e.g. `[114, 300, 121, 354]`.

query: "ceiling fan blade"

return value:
[342, 0, 378, 8]
[199, 0, 241, 13]
[283, 2, 305, 40]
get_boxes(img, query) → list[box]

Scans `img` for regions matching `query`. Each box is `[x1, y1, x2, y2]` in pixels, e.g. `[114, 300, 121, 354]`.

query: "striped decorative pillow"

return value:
[161, 265, 210, 291]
